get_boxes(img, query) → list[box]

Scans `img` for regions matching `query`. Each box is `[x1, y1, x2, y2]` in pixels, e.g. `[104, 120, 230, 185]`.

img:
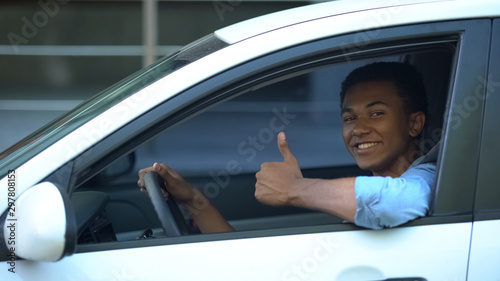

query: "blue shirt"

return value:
[354, 158, 436, 230]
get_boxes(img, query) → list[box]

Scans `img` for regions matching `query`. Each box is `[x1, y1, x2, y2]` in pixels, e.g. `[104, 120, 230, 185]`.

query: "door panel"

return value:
[11, 223, 471, 280]
[64, 21, 485, 280]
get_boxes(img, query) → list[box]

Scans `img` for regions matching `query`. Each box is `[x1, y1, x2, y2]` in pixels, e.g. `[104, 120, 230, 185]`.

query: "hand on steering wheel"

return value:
[138, 163, 196, 204]
[138, 163, 192, 236]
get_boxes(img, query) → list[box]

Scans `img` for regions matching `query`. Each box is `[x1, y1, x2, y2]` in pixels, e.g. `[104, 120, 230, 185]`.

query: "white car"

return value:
[1, 0, 500, 280]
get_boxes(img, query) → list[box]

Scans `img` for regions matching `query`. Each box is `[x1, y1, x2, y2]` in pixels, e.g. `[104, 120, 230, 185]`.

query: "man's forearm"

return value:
[184, 190, 235, 234]
[288, 177, 357, 223]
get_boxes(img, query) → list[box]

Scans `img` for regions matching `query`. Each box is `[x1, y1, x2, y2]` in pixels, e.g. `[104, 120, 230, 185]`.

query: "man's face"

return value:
[341, 80, 418, 176]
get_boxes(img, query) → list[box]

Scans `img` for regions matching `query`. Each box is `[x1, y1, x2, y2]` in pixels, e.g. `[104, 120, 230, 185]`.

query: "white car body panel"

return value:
[467, 220, 500, 280]
[8, 223, 471, 280]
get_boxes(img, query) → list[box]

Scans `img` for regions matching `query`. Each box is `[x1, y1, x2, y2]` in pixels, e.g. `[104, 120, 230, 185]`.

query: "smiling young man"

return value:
[255, 62, 436, 229]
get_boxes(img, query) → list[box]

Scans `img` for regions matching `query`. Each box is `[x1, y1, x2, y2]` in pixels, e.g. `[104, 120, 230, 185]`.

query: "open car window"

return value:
[72, 36, 456, 244]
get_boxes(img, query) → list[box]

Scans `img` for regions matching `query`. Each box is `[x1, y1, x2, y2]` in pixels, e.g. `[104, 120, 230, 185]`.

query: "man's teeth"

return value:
[358, 142, 378, 149]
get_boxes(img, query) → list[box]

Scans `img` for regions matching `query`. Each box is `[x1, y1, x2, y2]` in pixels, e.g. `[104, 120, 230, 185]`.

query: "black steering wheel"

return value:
[143, 171, 191, 237]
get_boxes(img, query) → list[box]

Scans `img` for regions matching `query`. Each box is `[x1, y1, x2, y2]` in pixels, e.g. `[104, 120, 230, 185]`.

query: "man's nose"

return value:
[352, 118, 371, 136]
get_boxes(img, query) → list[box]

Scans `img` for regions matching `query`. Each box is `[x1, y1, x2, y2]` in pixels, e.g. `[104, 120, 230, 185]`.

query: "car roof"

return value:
[215, 0, 500, 44]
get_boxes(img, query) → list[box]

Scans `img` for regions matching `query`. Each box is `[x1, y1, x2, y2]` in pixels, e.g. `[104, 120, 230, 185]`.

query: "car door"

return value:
[3, 19, 491, 281]
[467, 18, 500, 280]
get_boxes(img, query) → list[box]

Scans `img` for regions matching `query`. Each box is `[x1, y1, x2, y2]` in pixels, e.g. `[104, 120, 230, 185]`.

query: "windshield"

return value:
[0, 34, 228, 177]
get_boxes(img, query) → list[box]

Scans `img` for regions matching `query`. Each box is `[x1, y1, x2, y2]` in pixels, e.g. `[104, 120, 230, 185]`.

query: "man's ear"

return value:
[409, 111, 426, 137]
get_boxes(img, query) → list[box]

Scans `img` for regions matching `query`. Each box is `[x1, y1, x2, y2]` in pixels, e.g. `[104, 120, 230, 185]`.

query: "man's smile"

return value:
[356, 142, 380, 150]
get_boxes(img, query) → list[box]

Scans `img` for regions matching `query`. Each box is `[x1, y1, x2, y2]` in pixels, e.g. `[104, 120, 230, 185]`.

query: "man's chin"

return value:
[355, 159, 386, 174]
[356, 162, 374, 172]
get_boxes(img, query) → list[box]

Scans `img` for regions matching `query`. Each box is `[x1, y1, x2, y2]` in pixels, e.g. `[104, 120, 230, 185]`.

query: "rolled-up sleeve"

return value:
[354, 163, 436, 230]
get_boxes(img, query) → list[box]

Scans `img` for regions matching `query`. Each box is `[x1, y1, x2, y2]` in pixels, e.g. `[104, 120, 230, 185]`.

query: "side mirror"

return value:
[1, 182, 76, 262]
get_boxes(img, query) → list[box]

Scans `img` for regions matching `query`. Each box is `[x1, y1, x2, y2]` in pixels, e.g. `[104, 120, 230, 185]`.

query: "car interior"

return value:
[72, 39, 455, 244]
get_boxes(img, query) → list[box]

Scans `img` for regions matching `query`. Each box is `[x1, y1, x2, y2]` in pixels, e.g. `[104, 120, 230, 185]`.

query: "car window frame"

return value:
[65, 19, 489, 253]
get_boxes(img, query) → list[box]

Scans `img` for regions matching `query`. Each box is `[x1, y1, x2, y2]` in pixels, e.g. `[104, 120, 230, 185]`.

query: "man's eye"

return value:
[343, 116, 356, 122]
[370, 112, 384, 117]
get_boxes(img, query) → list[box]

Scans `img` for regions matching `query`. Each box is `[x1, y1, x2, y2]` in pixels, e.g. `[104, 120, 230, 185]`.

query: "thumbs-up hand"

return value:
[255, 132, 304, 206]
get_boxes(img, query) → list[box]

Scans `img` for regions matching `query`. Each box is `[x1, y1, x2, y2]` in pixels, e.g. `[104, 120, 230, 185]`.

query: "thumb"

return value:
[153, 162, 172, 182]
[277, 132, 297, 164]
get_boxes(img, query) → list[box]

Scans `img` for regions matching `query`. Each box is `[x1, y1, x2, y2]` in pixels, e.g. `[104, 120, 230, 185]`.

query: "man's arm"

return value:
[181, 188, 235, 233]
[287, 177, 357, 223]
[255, 132, 358, 222]
[255, 132, 434, 229]
[139, 163, 234, 234]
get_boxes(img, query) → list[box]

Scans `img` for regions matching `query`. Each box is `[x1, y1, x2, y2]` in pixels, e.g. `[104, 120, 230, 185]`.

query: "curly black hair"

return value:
[340, 62, 428, 116]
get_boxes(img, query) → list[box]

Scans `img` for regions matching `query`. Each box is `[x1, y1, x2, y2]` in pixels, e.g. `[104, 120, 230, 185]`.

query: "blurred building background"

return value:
[0, 0, 325, 153]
